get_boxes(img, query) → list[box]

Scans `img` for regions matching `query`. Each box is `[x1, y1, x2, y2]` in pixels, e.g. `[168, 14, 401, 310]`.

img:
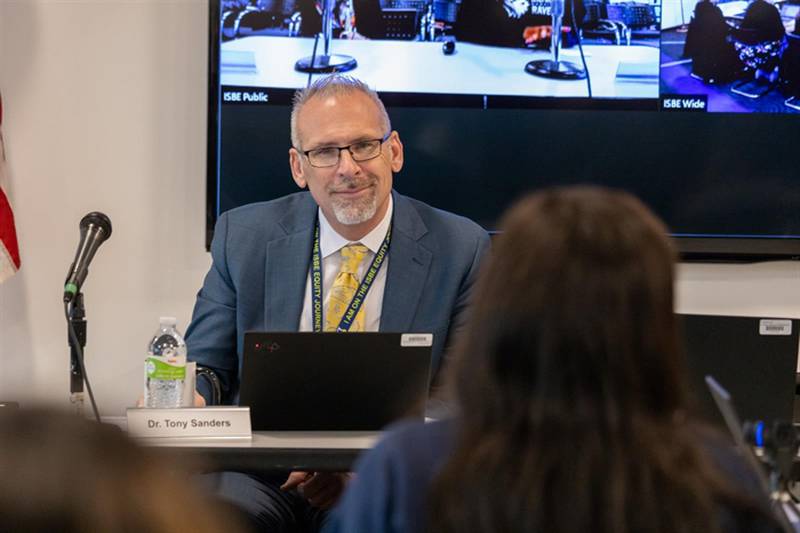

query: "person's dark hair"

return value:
[0, 407, 245, 533]
[741, 0, 786, 40]
[427, 186, 772, 533]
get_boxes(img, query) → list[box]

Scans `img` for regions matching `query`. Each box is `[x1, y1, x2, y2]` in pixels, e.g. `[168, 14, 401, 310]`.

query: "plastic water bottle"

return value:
[144, 317, 187, 408]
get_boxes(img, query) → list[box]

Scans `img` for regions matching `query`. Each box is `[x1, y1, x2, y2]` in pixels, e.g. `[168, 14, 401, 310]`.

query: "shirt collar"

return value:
[318, 195, 393, 258]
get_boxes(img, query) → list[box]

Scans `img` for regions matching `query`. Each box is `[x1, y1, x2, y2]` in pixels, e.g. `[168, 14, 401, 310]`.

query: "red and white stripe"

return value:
[0, 91, 20, 283]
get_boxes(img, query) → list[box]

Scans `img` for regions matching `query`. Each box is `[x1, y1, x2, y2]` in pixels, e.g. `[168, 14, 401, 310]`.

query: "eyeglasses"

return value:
[300, 132, 391, 168]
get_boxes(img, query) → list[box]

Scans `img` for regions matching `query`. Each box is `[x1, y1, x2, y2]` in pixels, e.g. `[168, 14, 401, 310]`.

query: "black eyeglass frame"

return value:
[298, 132, 392, 168]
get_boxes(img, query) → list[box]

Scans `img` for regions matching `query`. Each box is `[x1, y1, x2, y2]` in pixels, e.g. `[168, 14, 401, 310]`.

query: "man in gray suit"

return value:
[186, 75, 490, 532]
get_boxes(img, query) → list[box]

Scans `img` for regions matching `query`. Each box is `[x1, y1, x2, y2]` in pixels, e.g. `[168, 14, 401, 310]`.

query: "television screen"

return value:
[219, 0, 662, 106]
[208, 0, 800, 259]
[660, 0, 800, 112]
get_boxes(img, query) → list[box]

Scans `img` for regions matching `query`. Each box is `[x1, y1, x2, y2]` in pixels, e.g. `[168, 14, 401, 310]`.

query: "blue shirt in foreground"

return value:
[326, 418, 783, 533]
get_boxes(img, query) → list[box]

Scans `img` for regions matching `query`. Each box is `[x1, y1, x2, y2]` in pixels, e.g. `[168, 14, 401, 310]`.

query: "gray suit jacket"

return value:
[186, 190, 490, 404]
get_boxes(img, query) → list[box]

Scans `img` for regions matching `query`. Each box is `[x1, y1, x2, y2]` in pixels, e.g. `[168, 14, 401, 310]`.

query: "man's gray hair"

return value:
[290, 75, 391, 150]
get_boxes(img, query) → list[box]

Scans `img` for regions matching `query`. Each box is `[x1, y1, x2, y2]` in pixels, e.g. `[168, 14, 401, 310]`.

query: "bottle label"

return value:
[145, 355, 187, 380]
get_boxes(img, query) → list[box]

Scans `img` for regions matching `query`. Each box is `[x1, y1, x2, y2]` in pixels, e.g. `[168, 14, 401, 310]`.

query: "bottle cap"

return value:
[159, 316, 177, 327]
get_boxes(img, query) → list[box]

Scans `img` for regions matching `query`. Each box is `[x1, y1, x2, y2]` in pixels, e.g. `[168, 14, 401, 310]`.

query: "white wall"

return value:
[0, 0, 798, 416]
[661, 0, 698, 30]
[0, 0, 211, 415]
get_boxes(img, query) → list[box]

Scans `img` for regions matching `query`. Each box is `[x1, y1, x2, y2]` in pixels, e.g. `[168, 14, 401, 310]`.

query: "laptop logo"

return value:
[401, 333, 433, 347]
[255, 341, 281, 352]
[759, 319, 792, 336]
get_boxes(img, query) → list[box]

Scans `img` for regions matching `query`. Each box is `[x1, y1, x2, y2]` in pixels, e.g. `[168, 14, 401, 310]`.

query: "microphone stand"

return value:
[525, 0, 586, 79]
[67, 292, 86, 416]
[295, 0, 357, 73]
[677, 0, 689, 33]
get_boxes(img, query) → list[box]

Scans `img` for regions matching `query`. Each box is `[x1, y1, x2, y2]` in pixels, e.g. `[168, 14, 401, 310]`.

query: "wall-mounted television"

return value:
[207, 0, 800, 260]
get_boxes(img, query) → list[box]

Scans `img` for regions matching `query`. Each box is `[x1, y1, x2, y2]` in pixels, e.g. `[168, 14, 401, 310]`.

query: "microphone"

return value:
[63, 212, 112, 303]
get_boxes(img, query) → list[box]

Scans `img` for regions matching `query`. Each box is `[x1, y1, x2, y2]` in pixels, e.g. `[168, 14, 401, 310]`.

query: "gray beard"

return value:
[331, 191, 378, 225]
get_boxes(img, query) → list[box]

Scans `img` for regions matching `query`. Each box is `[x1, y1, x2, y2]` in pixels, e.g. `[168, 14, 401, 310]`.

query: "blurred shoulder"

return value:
[356, 418, 457, 478]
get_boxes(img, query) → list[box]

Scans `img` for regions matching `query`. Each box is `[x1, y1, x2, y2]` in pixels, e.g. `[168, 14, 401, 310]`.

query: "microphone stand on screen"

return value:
[295, 0, 358, 73]
[525, 0, 586, 80]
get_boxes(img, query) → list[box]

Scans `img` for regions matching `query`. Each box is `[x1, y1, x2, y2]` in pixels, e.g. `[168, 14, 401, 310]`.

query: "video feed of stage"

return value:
[660, 0, 800, 113]
[218, 0, 663, 109]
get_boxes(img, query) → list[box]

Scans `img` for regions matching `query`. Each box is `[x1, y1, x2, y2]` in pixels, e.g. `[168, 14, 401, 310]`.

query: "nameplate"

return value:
[126, 407, 252, 439]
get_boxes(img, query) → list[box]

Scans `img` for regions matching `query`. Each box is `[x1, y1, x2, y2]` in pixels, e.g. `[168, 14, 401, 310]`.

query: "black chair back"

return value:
[781, 32, 800, 97]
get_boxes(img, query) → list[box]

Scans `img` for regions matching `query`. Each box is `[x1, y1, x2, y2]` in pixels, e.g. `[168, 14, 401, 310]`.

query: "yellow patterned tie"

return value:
[325, 244, 369, 332]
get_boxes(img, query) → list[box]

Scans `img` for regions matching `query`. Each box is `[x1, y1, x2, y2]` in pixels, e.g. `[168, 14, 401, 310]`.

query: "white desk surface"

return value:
[141, 431, 380, 449]
[103, 416, 380, 449]
[221, 35, 659, 99]
[719, 0, 750, 17]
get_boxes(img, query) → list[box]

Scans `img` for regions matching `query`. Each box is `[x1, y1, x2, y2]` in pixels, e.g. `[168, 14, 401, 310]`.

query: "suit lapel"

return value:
[381, 193, 432, 332]
[264, 197, 316, 331]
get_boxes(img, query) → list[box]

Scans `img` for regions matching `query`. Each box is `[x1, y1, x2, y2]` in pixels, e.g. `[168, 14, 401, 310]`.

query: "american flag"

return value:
[0, 91, 20, 283]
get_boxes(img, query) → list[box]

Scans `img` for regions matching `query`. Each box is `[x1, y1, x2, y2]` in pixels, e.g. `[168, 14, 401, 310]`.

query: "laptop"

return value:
[781, 3, 800, 21]
[681, 314, 799, 429]
[239, 332, 433, 431]
[705, 376, 798, 530]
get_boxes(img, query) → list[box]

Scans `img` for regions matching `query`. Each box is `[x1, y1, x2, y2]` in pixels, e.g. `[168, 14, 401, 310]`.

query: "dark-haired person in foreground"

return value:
[326, 186, 786, 533]
[185, 74, 490, 532]
[0, 407, 246, 533]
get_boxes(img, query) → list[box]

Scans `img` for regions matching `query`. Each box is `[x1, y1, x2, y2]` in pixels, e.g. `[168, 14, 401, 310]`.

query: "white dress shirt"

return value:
[298, 197, 393, 332]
